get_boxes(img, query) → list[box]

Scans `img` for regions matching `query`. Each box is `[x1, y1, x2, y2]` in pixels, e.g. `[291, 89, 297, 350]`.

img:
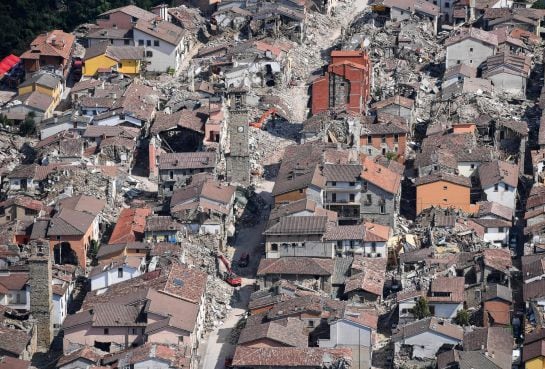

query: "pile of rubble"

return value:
[249, 124, 297, 179]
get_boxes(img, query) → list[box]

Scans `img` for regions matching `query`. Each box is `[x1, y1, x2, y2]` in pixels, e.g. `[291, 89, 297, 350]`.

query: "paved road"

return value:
[198, 181, 274, 369]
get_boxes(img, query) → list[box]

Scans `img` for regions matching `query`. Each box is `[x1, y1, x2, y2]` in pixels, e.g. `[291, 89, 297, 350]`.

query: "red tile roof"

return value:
[108, 207, 152, 245]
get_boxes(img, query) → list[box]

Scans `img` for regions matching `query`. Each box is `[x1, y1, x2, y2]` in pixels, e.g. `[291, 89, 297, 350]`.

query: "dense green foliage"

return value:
[411, 297, 432, 319]
[0, 0, 173, 58]
[533, 0, 545, 8]
[454, 309, 470, 326]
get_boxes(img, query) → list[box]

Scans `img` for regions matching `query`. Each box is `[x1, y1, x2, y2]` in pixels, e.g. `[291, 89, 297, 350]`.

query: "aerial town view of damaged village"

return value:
[6, 0, 545, 368]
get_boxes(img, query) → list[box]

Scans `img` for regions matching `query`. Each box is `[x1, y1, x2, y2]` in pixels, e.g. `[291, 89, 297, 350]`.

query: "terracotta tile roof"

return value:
[464, 327, 513, 369]
[364, 222, 392, 242]
[58, 195, 105, 216]
[524, 278, 545, 301]
[444, 64, 478, 80]
[99, 4, 157, 20]
[370, 95, 414, 110]
[264, 216, 328, 235]
[445, 27, 499, 47]
[238, 318, 308, 347]
[162, 262, 207, 303]
[269, 199, 317, 221]
[392, 317, 464, 342]
[102, 342, 190, 368]
[482, 52, 531, 79]
[47, 208, 95, 236]
[20, 30, 75, 61]
[272, 142, 334, 196]
[0, 196, 44, 212]
[325, 224, 366, 240]
[361, 156, 401, 194]
[476, 201, 513, 221]
[71, 79, 103, 94]
[257, 257, 334, 276]
[144, 289, 199, 333]
[152, 109, 207, 134]
[498, 119, 528, 136]
[158, 152, 216, 171]
[0, 357, 30, 369]
[15, 91, 54, 112]
[323, 164, 362, 182]
[523, 339, 545, 362]
[523, 256, 545, 282]
[100, 136, 136, 151]
[429, 277, 465, 303]
[361, 117, 408, 135]
[232, 347, 352, 367]
[415, 172, 472, 187]
[113, 81, 159, 122]
[92, 303, 146, 327]
[80, 96, 116, 109]
[170, 179, 235, 216]
[482, 248, 512, 274]
[0, 325, 32, 356]
[345, 257, 386, 296]
[342, 306, 378, 329]
[479, 160, 519, 189]
[108, 207, 152, 244]
[0, 272, 29, 292]
[134, 19, 187, 46]
[56, 346, 103, 367]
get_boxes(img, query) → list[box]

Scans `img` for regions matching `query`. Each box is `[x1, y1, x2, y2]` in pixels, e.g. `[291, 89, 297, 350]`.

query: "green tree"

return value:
[19, 112, 36, 136]
[411, 297, 431, 319]
[532, 0, 545, 8]
[454, 309, 470, 326]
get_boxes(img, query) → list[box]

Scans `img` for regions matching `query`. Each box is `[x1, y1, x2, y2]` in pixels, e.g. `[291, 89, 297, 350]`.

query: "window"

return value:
[469, 47, 473, 52]
[25, 208, 37, 215]
[146, 40, 152, 46]
[308, 320, 315, 328]
[394, 134, 399, 143]
[494, 184, 499, 192]
[146, 51, 153, 57]
[367, 135, 372, 144]
[299, 189, 304, 193]
[445, 2, 450, 7]
[443, 186, 448, 190]
[470, 164, 475, 169]
[332, 181, 336, 186]
[154, 40, 160, 47]
[362, 181, 368, 192]
[118, 63, 123, 69]
[366, 194, 372, 205]
[56, 236, 61, 241]
[380, 205, 386, 214]
[469, 59, 473, 64]
[350, 194, 355, 202]
[498, 227, 504, 232]
[138, 40, 144, 46]
[371, 242, 377, 252]
[457, 60, 461, 64]
[124, 39, 130, 45]
[368, 149, 372, 155]
[169, 185, 174, 192]
[118, 268, 123, 278]
[169, 171, 174, 180]
[443, 198, 448, 202]
[382, 148, 386, 155]
[104, 328, 109, 335]
[381, 135, 386, 143]
[132, 328, 137, 334]
[504, 183, 509, 191]
[271, 244, 278, 251]
[349, 182, 355, 187]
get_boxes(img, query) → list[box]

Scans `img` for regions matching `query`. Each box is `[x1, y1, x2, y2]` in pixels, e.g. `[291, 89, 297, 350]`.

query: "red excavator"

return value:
[217, 253, 242, 287]
[250, 108, 277, 129]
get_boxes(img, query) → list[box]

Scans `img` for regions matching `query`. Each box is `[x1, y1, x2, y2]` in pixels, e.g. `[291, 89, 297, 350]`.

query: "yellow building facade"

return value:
[83, 46, 143, 77]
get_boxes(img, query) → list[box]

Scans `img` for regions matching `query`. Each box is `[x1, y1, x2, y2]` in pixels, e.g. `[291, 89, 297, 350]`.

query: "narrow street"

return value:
[198, 181, 273, 369]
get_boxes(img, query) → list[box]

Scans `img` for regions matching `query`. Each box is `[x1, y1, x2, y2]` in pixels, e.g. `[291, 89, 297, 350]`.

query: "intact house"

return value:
[133, 19, 190, 73]
[170, 179, 236, 237]
[415, 172, 477, 215]
[63, 262, 207, 359]
[264, 216, 333, 259]
[1, 90, 57, 123]
[360, 156, 402, 226]
[83, 42, 144, 77]
[257, 257, 335, 293]
[360, 114, 409, 159]
[427, 277, 465, 320]
[445, 28, 498, 69]
[96, 5, 157, 30]
[482, 52, 531, 96]
[144, 215, 183, 243]
[479, 248, 512, 288]
[322, 163, 363, 224]
[0, 271, 30, 311]
[52, 264, 77, 329]
[478, 160, 518, 211]
[157, 152, 216, 197]
[481, 283, 513, 327]
[108, 207, 152, 245]
[392, 317, 463, 360]
[324, 222, 392, 258]
[39, 111, 92, 140]
[17, 73, 63, 109]
[468, 201, 513, 246]
[6, 164, 58, 195]
[89, 256, 146, 291]
[381, 0, 440, 33]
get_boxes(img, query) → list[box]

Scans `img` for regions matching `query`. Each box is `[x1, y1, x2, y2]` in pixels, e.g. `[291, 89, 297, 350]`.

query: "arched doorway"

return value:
[53, 242, 78, 266]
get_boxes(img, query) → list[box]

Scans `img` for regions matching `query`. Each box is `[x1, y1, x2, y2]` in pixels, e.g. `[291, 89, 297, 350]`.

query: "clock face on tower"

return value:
[238, 126, 244, 132]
